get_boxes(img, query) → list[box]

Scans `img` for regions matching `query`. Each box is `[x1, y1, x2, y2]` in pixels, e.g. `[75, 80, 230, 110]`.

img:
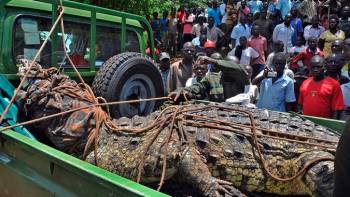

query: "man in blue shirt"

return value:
[208, 1, 221, 27]
[231, 17, 251, 47]
[257, 52, 296, 112]
[248, 0, 263, 15]
[290, 7, 303, 46]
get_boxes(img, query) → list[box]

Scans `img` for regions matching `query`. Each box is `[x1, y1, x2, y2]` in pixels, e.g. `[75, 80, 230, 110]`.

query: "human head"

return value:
[163, 10, 168, 18]
[329, 15, 339, 30]
[262, 2, 268, 10]
[239, 36, 248, 48]
[193, 63, 208, 79]
[153, 12, 158, 19]
[239, 15, 246, 24]
[247, 13, 254, 23]
[260, 9, 267, 19]
[284, 14, 292, 26]
[271, 53, 287, 77]
[244, 65, 253, 80]
[291, 7, 298, 18]
[195, 52, 207, 61]
[331, 40, 344, 54]
[225, 55, 240, 64]
[241, 0, 246, 7]
[182, 42, 196, 60]
[326, 53, 345, 76]
[198, 15, 206, 25]
[252, 25, 260, 37]
[310, 55, 325, 80]
[212, 1, 218, 8]
[208, 16, 214, 27]
[343, 38, 350, 60]
[199, 34, 207, 47]
[311, 15, 320, 28]
[308, 37, 318, 51]
[204, 40, 216, 56]
[159, 52, 170, 71]
[296, 36, 304, 47]
[274, 41, 284, 53]
[171, 8, 176, 17]
[341, 6, 350, 18]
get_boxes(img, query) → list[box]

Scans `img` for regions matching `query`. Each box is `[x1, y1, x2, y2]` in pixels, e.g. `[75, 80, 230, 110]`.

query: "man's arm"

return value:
[167, 66, 176, 92]
[231, 27, 237, 47]
[285, 79, 297, 111]
[331, 83, 345, 120]
[332, 111, 342, 120]
[272, 25, 278, 43]
[303, 26, 310, 41]
[183, 76, 211, 100]
[290, 50, 305, 70]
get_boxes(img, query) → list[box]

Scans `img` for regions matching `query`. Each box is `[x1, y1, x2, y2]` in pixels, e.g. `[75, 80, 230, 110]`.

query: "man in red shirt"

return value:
[290, 37, 325, 73]
[248, 25, 267, 78]
[298, 55, 344, 119]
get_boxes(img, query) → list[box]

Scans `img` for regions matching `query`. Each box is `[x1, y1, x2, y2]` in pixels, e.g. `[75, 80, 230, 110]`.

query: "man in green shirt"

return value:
[169, 55, 249, 102]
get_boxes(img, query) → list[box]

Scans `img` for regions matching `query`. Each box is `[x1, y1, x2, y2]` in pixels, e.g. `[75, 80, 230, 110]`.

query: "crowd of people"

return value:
[148, 0, 350, 120]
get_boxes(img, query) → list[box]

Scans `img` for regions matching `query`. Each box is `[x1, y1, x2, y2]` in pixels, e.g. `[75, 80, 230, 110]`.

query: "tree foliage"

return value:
[71, 0, 206, 16]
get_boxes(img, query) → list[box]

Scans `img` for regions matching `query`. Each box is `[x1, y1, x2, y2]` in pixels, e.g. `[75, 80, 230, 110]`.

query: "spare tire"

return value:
[92, 52, 164, 118]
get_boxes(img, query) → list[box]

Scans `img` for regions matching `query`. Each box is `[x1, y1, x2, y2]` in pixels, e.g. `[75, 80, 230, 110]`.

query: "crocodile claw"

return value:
[215, 178, 247, 197]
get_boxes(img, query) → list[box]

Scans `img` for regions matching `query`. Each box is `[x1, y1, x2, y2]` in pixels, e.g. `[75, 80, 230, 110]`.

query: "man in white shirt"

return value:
[273, 14, 294, 53]
[231, 17, 251, 47]
[228, 36, 259, 66]
[191, 15, 208, 37]
[304, 16, 325, 43]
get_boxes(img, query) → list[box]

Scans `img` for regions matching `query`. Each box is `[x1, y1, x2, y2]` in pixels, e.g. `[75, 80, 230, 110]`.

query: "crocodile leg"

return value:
[303, 159, 334, 197]
[178, 147, 247, 197]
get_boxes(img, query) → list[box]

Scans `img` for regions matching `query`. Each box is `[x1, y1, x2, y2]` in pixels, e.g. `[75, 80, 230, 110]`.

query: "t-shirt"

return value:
[207, 26, 225, 42]
[191, 23, 208, 37]
[320, 30, 346, 56]
[228, 47, 259, 66]
[169, 18, 178, 33]
[183, 14, 194, 34]
[248, 0, 263, 14]
[341, 82, 350, 107]
[244, 84, 259, 102]
[299, 77, 344, 118]
[248, 35, 267, 65]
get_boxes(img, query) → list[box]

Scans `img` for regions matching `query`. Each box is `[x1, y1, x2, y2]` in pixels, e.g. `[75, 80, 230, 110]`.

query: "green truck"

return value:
[0, 0, 164, 118]
[0, 0, 346, 197]
[0, 0, 168, 196]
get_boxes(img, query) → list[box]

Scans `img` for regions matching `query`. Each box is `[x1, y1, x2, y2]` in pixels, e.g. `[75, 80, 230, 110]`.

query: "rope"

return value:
[0, 6, 65, 126]
[0, 97, 170, 133]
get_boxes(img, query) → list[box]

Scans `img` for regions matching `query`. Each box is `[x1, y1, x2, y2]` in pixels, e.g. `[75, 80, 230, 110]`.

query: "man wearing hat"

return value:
[169, 54, 249, 102]
[158, 52, 171, 94]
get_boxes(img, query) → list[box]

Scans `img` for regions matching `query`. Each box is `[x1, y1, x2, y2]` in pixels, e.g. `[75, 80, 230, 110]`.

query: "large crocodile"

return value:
[16, 60, 338, 197]
[84, 104, 337, 197]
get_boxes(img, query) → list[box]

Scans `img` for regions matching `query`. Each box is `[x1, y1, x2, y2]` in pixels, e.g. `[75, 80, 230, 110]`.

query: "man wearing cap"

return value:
[167, 42, 196, 92]
[158, 52, 171, 94]
[168, 54, 249, 102]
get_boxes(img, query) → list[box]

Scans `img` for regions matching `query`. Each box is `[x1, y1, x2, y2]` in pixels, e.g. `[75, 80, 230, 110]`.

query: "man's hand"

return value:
[168, 89, 189, 102]
[262, 67, 269, 78]
[196, 56, 218, 65]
